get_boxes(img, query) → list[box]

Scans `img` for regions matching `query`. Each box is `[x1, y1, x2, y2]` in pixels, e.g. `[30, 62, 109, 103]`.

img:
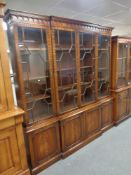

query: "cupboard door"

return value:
[84, 108, 101, 137]
[54, 30, 78, 113]
[117, 43, 128, 87]
[0, 127, 21, 175]
[117, 90, 128, 120]
[79, 32, 96, 104]
[98, 35, 110, 97]
[16, 27, 53, 123]
[60, 113, 84, 151]
[28, 122, 60, 169]
[101, 101, 113, 129]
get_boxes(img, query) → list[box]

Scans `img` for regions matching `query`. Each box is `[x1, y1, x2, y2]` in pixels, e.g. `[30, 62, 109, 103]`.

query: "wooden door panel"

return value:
[84, 108, 101, 137]
[29, 122, 60, 167]
[0, 127, 21, 175]
[61, 114, 83, 151]
[0, 138, 13, 173]
[117, 91, 128, 119]
[101, 101, 113, 128]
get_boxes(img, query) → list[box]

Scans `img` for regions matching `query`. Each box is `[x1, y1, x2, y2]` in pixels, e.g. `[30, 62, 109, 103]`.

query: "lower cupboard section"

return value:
[113, 88, 131, 125]
[26, 98, 113, 174]
[26, 120, 61, 175]
[0, 113, 30, 175]
[60, 98, 113, 158]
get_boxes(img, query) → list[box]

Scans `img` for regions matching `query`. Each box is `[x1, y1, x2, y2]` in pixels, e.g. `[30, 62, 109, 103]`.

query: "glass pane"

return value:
[98, 35, 110, 97]
[117, 43, 128, 87]
[18, 27, 52, 123]
[55, 30, 77, 113]
[79, 32, 96, 104]
[128, 44, 131, 84]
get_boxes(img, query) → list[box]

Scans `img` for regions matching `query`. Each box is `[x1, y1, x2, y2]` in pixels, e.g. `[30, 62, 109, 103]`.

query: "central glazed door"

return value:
[52, 29, 79, 113]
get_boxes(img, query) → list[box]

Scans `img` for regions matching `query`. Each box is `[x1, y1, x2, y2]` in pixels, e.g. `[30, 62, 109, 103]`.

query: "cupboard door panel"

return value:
[84, 108, 101, 137]
[0, 127, 21, 175]
[117, 90, 128, 120]
[61, 114, 83, 151]
[29, 122, 60, 168]
[101, 101, 113, 129]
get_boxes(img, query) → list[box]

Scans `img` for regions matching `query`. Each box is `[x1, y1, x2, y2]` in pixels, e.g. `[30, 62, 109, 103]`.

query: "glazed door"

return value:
[53, 30, 78, 113]
[79, 32, 96, 104]
[98, 35, 110, 97]
[117, 43, 128, 87]
[0, 58, 7, 112]
[16, 27, 53, 123]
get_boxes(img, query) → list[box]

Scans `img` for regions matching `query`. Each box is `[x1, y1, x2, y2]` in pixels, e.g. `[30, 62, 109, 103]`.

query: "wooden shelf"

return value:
[99, 67, 108, 70]
[80, 47, 94, 50]
[81, 81, 94, 86]
[117, 72, 126, 76]
[20, 47, 47, 51]
[80, 65, 93, 69]
[117, 57, 127, 59]
[98, 78, 107, 81]
[26, 94, 50, 104]
[99, 48, 108, 51]
[60, 103, 77, 112]
[55, 46, 75, 51]
[58, 81, 94, 91]
[57, 67, 75, 71]
[58, 83, 77, 91]
[24, 76, 49, 81]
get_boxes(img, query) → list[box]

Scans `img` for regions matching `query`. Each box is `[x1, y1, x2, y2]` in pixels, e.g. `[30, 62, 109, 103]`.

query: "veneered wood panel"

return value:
[84, 108, 101, 137]
[29, 122, 60, 167]
[0, 139, 13, 173]
[117, 90, 128, 120]
[101, 101, 113, 128]
[0, 127, 21, 175]
[61, 114, 84, 151]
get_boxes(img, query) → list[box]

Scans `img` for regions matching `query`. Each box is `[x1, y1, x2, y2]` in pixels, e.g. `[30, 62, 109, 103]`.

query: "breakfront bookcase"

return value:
[5, 10, 113, 174]
[112, 36, 131, 124]
[0, 3, 30, 175]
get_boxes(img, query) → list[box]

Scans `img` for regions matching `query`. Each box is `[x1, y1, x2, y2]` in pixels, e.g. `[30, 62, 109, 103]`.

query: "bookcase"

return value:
[0, 3, 30, 175]
[5, 10, 61, 175]
[112, 36, 131, 124]
[51, 16, 113, 158]
[5, 10, 113, 174]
